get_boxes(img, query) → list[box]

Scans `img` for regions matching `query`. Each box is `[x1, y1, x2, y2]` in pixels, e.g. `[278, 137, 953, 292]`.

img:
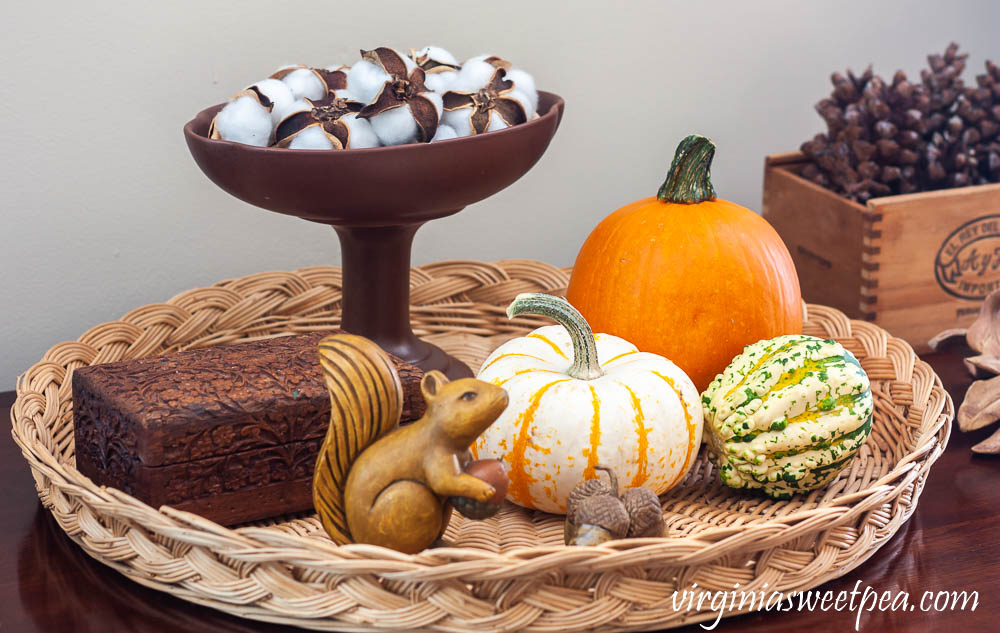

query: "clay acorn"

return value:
[312, 333, 510, 554]
[564, 465, 665, 546]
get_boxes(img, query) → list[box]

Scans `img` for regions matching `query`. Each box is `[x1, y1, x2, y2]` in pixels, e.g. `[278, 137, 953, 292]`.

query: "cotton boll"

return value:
[441, 108, 473, 137]
[347, 60, 390, 105]
[214, 95, 273, 146]
[486, 113, 509, 132]
[424, 70, 458, 93]
[505, 68, 538, 112]
[282, 68, 326, 101]
[274, 98, 312, 126]
[342, 113, 380, 148]
[332, 88, 362, 102]
[431, 124, 458, 142]
[368, 104, 419, 146]
[288, 126, 336, 150]
[507, 88, 536, 119]
[421, 91, 443, 117]
[415, 46, 458, 67]
[399, 50, 418, 73]
[452, 58, 498, 92]
[249, 78, 295, 124]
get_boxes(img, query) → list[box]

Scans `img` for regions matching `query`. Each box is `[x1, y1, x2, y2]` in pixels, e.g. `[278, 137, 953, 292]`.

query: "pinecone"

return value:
[961, 59, 1000, 184]
[857, 70, 926, 197]
[920, 43, 977, 189]
[801, 66, 923, 202]
[801, 43, 1000, 201]
[801, 66, 886, 202]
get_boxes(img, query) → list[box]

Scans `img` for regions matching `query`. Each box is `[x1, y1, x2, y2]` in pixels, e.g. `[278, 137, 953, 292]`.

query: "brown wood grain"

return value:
[866, 187, 1000, 353]
[72, 331, 425, 525]
[3, 354, 999, 632]
[762, 154, 867, 318]
[763, 155, 1000, 355]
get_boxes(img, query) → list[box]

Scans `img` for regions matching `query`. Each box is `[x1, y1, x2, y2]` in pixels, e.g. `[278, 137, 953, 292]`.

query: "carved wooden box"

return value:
[73, 332, 424, 525]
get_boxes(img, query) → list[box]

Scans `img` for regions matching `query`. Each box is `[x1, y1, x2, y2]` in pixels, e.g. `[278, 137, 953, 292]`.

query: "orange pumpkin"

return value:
[566, 134, 802, 391]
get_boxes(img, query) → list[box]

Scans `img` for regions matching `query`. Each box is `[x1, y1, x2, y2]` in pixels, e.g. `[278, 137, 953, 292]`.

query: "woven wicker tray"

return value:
[11, 259, 952, 632]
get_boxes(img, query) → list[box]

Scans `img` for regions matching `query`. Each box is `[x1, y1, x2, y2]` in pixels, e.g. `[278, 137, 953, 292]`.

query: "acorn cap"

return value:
[622, 487, 665, 538]
[571, 495, 629, 540]
[449, 496, 502, 520]
[566, 465, 619, 524]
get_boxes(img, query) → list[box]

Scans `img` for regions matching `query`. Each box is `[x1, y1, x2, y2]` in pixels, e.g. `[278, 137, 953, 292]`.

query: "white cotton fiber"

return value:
[441, 108, 473, 137]
[250, 78, 295, 124]
[431, 124, 458, 142]
[504, 68, 538, 112]
[282, 68, 326, 101]
[342, 113, 380, 148]
[214, 95, 273, 146]
[424, 70, 458, 93]
[508, 88, 536, 119]
[415, 46, 458, 66]
[332, 88, 361, 103]
[421, 91, 443, 117]
[487, 114, 509, 132]
[346, 60, 391, 105]
[368, 103, 419, 146]
[452, 57, 498, 92]
[288, 126, 335, 150]
[274, 98, 312, 126]
[399, 50, 418, 74]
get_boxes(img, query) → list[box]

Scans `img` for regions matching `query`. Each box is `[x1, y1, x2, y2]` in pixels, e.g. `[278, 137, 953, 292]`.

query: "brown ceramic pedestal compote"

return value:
[184, 92, 564, 379]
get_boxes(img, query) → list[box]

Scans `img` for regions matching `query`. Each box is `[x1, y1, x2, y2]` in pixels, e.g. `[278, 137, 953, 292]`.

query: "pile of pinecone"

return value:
[801, 43, 1000, 203]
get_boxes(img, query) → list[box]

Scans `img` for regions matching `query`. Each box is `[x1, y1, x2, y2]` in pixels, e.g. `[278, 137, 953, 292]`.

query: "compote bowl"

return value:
[184, 92, 564, 378]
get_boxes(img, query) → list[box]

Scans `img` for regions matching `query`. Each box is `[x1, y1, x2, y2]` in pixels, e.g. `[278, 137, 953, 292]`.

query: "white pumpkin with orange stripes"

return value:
[475, 293, 703, 514]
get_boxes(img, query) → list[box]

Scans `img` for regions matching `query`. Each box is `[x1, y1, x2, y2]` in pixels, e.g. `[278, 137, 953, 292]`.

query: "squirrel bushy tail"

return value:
[313, 333, 403, 545]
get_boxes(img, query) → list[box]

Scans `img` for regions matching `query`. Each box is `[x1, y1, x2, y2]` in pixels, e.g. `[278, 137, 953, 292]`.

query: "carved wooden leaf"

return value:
[957, 375, 1000, 431]
[967, 290, 1000, 356]
[927, 328, 968, 352]
[964, 355, 1000, 379]
[972, 424, 1000, 454]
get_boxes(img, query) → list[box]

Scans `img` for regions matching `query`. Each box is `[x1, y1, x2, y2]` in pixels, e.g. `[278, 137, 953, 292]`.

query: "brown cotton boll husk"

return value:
[957, 375, 1000, 431]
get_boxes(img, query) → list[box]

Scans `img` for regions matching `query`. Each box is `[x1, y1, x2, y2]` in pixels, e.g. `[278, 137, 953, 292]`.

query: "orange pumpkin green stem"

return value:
[507, 293, 603, 380]
[656, 134, 718, 205]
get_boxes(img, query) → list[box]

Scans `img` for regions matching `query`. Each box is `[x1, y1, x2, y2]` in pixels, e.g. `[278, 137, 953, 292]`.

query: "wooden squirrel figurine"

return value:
[312, 333, 509, 553]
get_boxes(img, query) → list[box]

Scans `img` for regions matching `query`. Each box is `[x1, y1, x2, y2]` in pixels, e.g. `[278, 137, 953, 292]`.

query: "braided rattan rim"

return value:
[10, 259, 952, 632]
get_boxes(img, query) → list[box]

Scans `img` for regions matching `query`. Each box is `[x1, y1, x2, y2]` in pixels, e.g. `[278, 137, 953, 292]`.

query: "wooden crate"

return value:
[763, 152, 1000, 353]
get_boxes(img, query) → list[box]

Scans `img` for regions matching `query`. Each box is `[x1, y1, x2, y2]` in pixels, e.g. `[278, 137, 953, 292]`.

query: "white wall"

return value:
[2, 0, 997, 386]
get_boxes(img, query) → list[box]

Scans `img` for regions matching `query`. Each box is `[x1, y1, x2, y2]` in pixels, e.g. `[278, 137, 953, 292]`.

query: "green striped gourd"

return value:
[701, 335, 873, 499]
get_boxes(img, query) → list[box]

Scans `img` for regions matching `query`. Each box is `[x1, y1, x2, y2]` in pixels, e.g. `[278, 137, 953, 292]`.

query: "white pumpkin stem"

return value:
[506, 293, 603, 380]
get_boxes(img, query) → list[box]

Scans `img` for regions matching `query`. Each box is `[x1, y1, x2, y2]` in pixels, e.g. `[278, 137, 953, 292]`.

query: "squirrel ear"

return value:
[421, 370, 449, 400]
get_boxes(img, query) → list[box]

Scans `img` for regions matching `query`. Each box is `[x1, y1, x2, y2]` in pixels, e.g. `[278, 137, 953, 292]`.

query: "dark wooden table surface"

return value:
[3, 353, 998, 632]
